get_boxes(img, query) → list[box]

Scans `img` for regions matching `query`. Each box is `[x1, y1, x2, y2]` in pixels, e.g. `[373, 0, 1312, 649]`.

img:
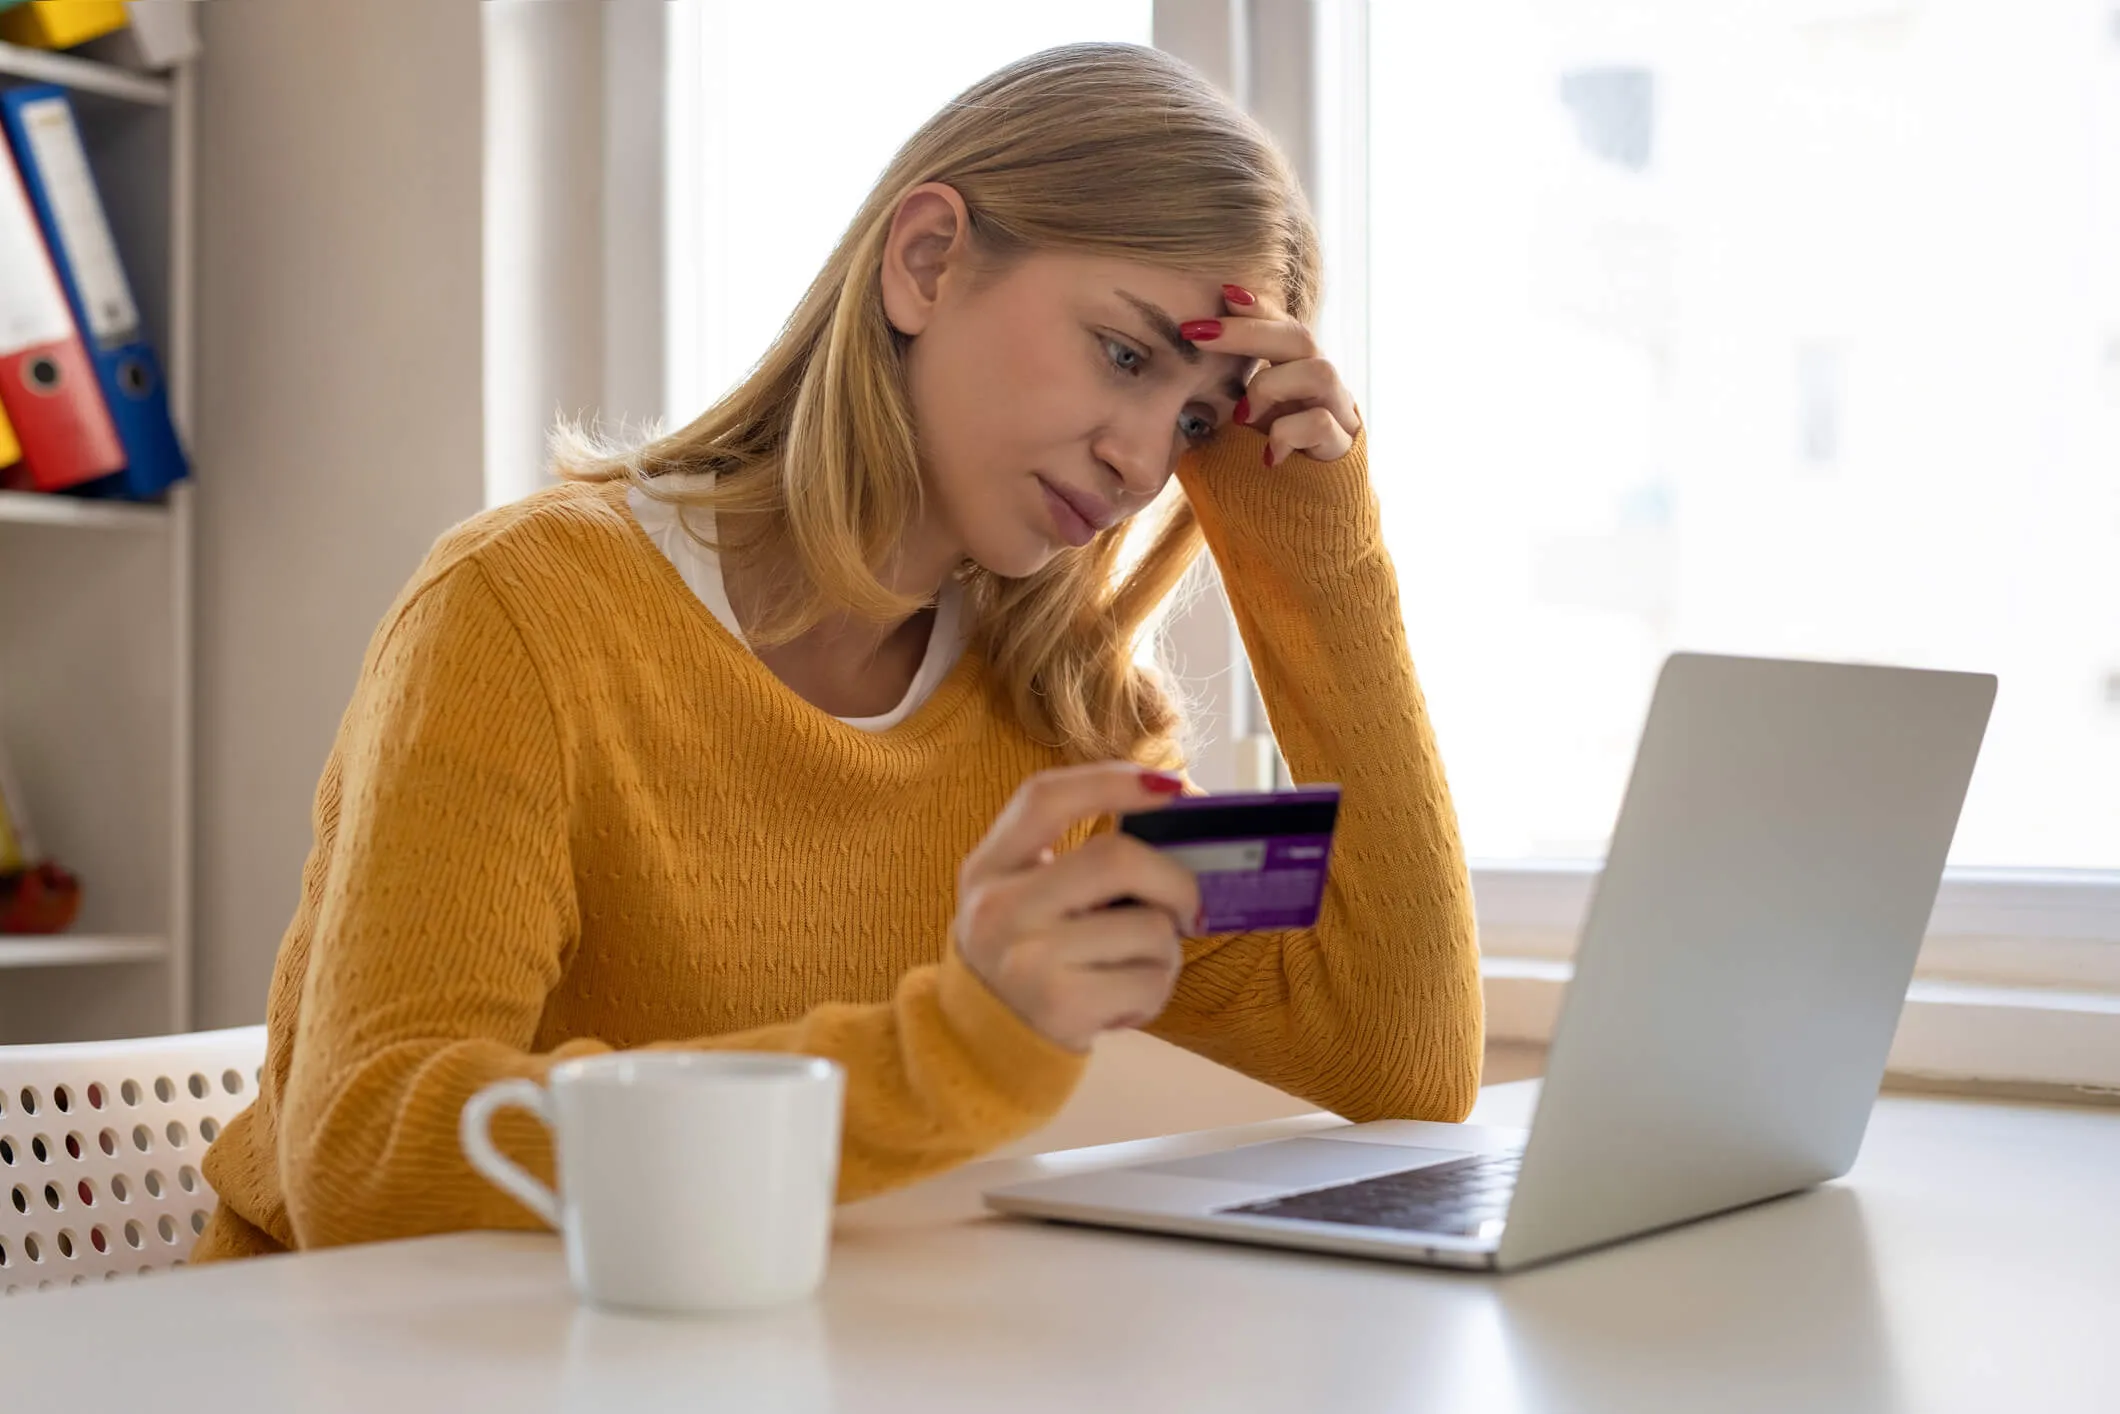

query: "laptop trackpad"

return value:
[1138, 1137, 1469, 1188]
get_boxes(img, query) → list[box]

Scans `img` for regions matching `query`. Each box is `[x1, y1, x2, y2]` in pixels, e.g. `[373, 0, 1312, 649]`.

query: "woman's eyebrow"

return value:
[1115, 291, 1201, 364]
[1115, 290, 1251, 402]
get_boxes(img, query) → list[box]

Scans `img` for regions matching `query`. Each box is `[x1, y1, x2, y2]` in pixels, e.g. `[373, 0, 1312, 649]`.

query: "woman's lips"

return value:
[1038, 475, 1101, 548]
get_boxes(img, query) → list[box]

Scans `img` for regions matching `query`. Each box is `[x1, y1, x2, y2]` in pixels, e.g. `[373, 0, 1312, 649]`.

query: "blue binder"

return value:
[0, 84, 187, 500]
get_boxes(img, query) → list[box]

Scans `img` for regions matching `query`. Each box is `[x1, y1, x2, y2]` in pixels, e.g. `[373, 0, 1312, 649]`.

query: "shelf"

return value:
[0, 489, 168, 531]
[0, 934, 166, 969]
[0, 40, 169, 106]
[0, 28, 189, 1042]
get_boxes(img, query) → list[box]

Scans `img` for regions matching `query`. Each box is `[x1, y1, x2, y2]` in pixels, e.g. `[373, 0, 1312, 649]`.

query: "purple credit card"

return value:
[1118, 785, 1341, 934]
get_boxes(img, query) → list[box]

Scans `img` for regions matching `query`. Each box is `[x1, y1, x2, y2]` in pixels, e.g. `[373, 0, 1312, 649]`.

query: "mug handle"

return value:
[459, 1078, 561, 1229]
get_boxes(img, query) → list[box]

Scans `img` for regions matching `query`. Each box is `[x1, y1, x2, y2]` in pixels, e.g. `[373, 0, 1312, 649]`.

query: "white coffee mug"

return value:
[460, 1051, 844, 1314]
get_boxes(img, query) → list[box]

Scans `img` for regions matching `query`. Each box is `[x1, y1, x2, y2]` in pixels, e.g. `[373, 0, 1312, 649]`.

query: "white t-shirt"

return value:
[628, 478, 967, 731]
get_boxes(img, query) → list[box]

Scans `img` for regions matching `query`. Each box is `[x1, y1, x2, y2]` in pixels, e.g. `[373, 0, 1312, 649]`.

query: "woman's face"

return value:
[881, 187, 1257, 580]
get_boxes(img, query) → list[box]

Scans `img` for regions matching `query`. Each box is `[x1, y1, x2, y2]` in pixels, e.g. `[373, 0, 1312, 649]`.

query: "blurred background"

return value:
[0, 3, 2112, 1105]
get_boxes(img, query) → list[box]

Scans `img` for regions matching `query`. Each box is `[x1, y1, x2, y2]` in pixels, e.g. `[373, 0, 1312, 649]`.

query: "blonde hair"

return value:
[559, 42, 1320, 768]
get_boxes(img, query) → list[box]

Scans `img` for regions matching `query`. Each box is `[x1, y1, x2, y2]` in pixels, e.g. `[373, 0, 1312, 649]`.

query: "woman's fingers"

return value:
[956, 763, 1204, 1051]
[1188, 315, 1317, 366]
[1018, 911, 1186, 1030]
[1261, 405, 1355, 466]
[963, 762, 1186, 883]
[1192, 311, 1360, 455]
[1236, 359, 1361, 442]
[973, 902, 1187, 1049]
[998, 832, 1202, 937]
[1043, 905, 1188, 974]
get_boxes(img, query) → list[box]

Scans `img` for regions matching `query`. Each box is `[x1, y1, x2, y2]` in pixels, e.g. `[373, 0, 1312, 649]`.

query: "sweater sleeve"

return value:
[1145, 427, 1485, 1123]
[278, 560, 1082, 1252]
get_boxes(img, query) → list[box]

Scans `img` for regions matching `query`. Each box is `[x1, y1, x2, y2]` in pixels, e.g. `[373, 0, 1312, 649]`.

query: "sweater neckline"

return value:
[593, 479, 989, 745]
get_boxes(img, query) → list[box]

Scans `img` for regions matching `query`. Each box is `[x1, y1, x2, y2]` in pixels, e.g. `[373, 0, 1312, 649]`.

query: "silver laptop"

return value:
[987, 652, 1995, 1272]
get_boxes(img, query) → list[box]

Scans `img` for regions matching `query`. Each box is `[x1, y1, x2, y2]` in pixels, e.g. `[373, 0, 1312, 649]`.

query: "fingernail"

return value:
[1178, 319, 1222, 342]
[1140, 770, 1187, 794]
[1193, 906, 1208, 934]
[1232, 396, 1249, 426]
[1263, 445, 1276, 467]
[1221, 284, 1255, 306]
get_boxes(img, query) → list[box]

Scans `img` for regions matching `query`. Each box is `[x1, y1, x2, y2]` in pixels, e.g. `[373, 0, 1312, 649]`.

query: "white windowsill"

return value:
[1473, 859, 2120, 1090]
[1474, 861, 2120, 989]
[1481, 956, 2120, 1093]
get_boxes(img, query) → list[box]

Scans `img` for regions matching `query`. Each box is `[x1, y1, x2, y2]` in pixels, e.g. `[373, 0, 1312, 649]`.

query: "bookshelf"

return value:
[0, 487, 168, 530]
[0, 39, 169, 104]
[0, 41, 191, 1042]
[0, 934, 165, 968]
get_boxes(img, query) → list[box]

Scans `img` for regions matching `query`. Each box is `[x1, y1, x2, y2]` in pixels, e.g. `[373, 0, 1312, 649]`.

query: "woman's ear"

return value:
[880, 183, 972, 338]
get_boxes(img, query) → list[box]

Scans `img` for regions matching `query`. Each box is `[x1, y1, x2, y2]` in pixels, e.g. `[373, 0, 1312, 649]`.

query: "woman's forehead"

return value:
[1024, 251, 1280, 310]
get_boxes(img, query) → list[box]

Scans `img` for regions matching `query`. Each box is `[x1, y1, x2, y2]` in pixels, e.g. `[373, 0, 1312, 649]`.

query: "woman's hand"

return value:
[954, 763, 1203, 1053]
[1181, 285, 1361, 466]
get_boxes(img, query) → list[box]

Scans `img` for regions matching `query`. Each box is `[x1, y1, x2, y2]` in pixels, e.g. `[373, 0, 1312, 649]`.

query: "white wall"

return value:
[191, 0, 486, 1027]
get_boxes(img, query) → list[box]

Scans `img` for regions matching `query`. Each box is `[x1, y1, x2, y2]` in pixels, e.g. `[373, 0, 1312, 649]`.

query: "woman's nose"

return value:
[1093, 414, 1178, 504]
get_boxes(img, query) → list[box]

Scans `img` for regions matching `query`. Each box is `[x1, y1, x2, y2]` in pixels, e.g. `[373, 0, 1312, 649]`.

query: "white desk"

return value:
[4, 1081, 2117, 1413]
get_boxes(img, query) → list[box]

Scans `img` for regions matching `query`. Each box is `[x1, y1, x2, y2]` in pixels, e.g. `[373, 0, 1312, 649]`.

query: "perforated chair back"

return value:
[0, 1025, 266, 1294]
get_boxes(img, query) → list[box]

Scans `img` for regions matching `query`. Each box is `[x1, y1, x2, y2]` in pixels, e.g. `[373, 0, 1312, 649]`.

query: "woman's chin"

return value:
[964, 527, 1063, 580]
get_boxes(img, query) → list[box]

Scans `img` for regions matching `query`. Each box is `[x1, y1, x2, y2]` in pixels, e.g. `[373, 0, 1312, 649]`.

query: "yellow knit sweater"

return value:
[194, 430, 1482, 1260]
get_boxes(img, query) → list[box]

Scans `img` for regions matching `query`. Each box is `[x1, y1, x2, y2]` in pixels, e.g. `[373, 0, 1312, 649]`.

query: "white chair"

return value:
[0, 1025, 266, 1295]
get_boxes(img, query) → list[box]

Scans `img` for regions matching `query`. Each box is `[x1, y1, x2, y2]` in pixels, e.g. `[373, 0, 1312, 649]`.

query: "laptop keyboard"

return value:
[1223, 1150, 1521, 1237]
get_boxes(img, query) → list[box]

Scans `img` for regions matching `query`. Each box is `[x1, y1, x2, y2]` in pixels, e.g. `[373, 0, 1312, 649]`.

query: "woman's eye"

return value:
[1179, 410, 1216, 444]
[1103, 337, 1146, 376]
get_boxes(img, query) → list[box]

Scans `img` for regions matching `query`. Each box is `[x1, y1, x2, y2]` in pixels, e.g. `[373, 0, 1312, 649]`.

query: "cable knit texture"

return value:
[193, 428, 1482, 1260]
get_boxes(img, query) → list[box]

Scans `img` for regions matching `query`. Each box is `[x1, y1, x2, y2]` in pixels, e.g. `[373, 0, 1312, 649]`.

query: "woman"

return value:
[195, 42, 1480, 1260]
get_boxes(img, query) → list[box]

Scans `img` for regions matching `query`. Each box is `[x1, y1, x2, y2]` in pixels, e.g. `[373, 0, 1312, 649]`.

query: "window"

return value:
[1367, 0, 2120, 872]
[666, 1, 1154, 422]
[640, 1, 2116, 1081]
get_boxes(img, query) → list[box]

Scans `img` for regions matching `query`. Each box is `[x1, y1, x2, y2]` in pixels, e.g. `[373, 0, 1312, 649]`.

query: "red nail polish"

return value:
[1178, 319, 1222, 342]
[1232, 396, 1249, 425]
[1263, 445, 1276, 467]
[1140, 770, 1187, 794]
[1193, 905, 1208, 934]
[1221, 284, 1255, 307]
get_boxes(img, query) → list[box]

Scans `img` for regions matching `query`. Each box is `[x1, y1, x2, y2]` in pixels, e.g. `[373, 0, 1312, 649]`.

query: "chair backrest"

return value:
[0, 1025, 266, 1295]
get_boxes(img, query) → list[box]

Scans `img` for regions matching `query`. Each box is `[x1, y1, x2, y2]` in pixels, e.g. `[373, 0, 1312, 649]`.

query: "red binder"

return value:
[0, 124, 122, 492]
